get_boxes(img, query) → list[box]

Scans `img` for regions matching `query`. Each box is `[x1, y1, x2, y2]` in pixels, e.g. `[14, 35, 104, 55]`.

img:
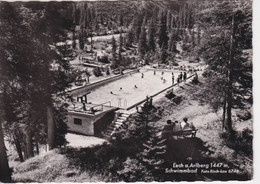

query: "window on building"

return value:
[74, 118, 82, 125]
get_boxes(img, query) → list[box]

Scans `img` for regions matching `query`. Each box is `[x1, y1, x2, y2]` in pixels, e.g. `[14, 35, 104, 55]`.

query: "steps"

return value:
[101, 110, 131, 140]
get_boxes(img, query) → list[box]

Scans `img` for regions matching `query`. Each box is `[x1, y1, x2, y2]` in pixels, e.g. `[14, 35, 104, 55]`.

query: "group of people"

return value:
[152, 70, 188, 85]
[82, 103, 96, 114]
[176, 71, 187, 84]
[153, 70, 168, 84]
[160, 77, 167, 83]
[162, 118, 196, 138]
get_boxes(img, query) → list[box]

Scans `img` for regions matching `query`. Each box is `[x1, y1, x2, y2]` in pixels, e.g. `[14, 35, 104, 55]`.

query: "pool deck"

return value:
[126, 74, 195, 110]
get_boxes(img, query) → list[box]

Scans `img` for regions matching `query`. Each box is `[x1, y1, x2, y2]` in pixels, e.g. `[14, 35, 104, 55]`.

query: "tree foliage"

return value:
[138, 18, 147, 58]
[111, 36, 118, 69]
[157, 9, 169, 49]
[198, 0, 252, 132]
[0, 2, 76, 162]
[147, 18, 156, 52]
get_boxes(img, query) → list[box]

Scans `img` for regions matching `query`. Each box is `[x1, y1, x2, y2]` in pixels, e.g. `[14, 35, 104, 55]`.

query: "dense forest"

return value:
[0, 0, 252, 182]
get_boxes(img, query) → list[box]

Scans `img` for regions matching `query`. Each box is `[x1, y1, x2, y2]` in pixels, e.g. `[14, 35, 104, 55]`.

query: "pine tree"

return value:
[157, 9, 168, 49]
[199, 1, 252, 133]
[119, 11, 124, 27]
[129, 110, 148, 140]
[112, 36, 117, 55]
[0, 3, 20, 180]
[147, 18, 156, 52]
[166, 10, 172, 33]
[0, 2, 75, 156]
[138, 18, 147, 58]
[171, 16, 176, 29]
[197, 25, 201, 46]
[79, 31, 85, 50]
[0, 88, 11, 182]
[160, 42, 168, 64]
[191, 28, 196, 48]
[168, 30, 177, 53]
[139, 126, 167, 181]
[134, 13, 143, 42]
[118, 30, 123, 65]
[178, 7, 183, 28]
[126, 28, 135, 47]
[0, 115, 11, 182]
[111, 36, 118, 69]
[72, 30, 76, 49]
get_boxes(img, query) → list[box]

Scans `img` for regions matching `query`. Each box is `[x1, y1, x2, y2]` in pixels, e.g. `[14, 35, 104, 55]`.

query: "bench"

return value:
[162, 129, 198, 139]
[172, 129, 198, 138]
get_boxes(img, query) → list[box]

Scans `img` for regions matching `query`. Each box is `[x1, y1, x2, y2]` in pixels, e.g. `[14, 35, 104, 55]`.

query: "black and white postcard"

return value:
[0, 0, 255, 183]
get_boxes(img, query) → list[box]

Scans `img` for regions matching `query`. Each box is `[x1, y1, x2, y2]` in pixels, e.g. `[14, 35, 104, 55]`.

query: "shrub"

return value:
[172, 62, 179, 66]
[110, 61, 118, 70]
[165, 91, 176, 99]
[237, 111, 252, 121]
[117, 158, 152, 182]
[220, 128, 253, 157]
[93, 67, 103, 77]
[191, 75, 199, 84]
[98, 55, 110, 64]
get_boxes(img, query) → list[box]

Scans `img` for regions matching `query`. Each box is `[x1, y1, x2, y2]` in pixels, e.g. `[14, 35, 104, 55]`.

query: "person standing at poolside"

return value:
[177, 77, 179, 86]
[83, 103, 86, 111]
[183, 72, 187, 82]
[179, 72, 183, 81]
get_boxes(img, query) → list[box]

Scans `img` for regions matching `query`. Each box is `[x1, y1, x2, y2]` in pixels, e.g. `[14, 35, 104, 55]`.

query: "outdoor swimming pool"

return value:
[86, 69, 184, 109]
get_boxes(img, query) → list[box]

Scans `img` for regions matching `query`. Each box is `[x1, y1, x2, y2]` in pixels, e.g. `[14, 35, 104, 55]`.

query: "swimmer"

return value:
[119, 87, 122, 91]
[134, 85, 138, 88]
[110, 91, 113, 94]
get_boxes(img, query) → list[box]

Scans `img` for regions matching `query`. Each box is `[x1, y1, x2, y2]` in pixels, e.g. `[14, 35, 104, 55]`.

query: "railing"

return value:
[68, 101, 112, 115]
[92, 101, 112, 111]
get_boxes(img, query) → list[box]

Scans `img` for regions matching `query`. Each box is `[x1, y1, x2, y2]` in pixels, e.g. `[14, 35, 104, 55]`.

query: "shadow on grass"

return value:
[164, 137, 251, 181]
[165, 137, 211, 162]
